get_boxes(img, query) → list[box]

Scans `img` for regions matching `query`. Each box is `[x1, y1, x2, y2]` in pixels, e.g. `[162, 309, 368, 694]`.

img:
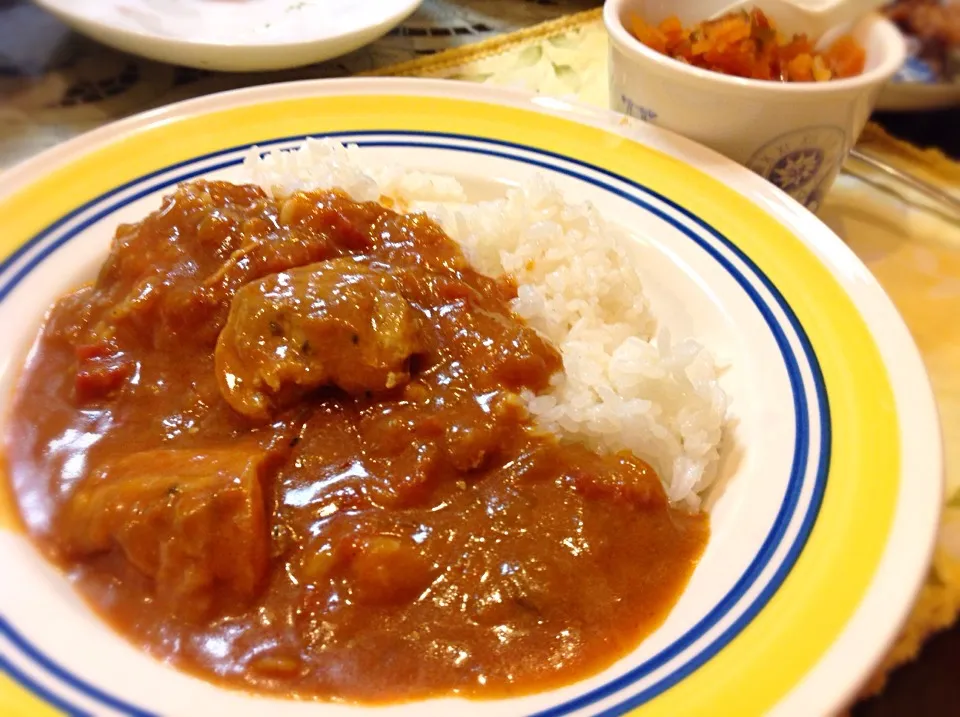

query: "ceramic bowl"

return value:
[604, 0, 907, 212]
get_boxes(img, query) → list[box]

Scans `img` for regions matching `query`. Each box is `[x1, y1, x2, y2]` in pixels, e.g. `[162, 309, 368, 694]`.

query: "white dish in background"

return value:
[877, 81, 960, 111]
[32, 0, 423, 72]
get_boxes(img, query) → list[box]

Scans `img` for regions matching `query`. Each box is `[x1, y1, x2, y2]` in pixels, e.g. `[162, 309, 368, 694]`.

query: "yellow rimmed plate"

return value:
[0, 78, 943, 717]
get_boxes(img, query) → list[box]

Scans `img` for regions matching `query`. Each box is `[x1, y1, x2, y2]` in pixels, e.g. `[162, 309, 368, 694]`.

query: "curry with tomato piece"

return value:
[4, 182, 708, 701]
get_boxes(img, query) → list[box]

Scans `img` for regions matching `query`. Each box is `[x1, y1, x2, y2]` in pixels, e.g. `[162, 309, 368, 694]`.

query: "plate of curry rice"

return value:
[0, 78, 942, 717]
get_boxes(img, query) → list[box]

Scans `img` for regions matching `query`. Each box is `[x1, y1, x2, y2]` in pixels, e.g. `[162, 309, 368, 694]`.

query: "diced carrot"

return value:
[787, 53, 814, 82]
[824, 35, 866, 78]
[629, 15, 668, 54]
[661, 15, 683, 35]
[626, 8, 865, 83]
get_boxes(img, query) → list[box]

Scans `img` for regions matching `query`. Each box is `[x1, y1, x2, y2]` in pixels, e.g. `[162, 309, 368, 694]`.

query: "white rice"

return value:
[244, 139, 727, 510]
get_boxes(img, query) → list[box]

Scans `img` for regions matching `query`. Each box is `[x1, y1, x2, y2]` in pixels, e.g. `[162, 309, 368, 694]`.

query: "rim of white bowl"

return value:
[33, 0, 424, 51]
[603, 0, 908, 96]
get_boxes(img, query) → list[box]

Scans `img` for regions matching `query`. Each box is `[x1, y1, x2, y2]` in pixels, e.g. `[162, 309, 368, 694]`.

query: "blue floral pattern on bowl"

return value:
[747, 126, 847, 213]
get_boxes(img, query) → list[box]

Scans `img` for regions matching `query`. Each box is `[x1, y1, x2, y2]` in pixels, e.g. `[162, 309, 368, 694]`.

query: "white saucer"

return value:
[877, 81, 960, 112]
[33, 0, 424, 72]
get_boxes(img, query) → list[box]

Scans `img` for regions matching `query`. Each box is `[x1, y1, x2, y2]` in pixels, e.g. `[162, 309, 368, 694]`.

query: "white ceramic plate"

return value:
[877, 80, 960, 111]
[32, 0, 423, 72]
[0, 78, 943, 717]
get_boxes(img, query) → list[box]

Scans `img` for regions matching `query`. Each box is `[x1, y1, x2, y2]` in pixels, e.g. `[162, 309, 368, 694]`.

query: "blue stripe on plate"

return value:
[0, 616, 154, 717]
[0, 131, 828, 717]
[0, 649, 94, 717]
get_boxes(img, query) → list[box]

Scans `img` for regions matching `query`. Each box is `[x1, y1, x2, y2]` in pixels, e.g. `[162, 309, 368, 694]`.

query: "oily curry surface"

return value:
[4, 181, 708, 702]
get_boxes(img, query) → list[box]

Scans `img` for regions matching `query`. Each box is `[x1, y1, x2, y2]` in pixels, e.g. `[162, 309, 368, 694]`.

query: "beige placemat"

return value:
[365, 7, 960, 704]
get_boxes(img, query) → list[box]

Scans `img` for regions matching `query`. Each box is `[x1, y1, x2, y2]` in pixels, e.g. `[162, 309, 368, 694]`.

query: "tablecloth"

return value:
[0, 0, 598, 167]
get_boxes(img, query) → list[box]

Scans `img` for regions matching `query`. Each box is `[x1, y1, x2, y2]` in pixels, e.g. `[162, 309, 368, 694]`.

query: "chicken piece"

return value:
[201, 226, 341, 306]
[60, 447, 273, 619]
[89, 181, 272, 347]
[216, 259, 423, 421]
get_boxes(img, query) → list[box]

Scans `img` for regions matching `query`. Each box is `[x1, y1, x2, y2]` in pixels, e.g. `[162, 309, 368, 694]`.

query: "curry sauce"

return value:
[4, 182, 708, 701]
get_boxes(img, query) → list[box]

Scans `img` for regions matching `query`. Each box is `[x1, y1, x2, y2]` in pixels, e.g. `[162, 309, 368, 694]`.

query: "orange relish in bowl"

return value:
[629, 8, 866, 82]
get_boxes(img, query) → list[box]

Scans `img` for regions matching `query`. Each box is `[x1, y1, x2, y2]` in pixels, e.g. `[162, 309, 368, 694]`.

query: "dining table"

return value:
[1, 1, 959, 715]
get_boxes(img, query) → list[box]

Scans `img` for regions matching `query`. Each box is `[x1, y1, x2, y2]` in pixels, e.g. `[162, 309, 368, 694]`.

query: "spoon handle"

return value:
[847, 148, 960, 223]
[711, 0, 889, 39]
[804, 0, 892, 34]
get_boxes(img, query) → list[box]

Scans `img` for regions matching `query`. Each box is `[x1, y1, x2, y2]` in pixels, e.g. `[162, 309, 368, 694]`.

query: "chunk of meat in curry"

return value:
[4, 181, 708, 703]
[61, 447, 276, 620]
[216, 259, 424, 420]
